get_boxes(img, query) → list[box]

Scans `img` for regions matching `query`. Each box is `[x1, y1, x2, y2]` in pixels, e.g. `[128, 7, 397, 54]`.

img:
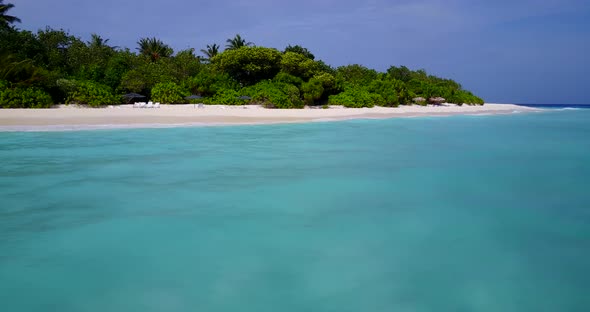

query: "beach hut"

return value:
[122, 93, 146, 104]
[428, 97, 446, 105]
[412, 97, 426, 104]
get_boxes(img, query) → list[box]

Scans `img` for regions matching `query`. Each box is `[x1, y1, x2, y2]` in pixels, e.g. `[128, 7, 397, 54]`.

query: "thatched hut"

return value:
[428, 97, 446, 105]
[412, 97, 426, 104]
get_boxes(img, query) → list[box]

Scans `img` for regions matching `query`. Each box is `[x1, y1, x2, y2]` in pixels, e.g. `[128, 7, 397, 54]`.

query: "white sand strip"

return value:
[0, 103, 541, 131]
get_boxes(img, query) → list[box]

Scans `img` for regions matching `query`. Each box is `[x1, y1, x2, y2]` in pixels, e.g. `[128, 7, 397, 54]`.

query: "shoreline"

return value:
[0, 103, 541, 131]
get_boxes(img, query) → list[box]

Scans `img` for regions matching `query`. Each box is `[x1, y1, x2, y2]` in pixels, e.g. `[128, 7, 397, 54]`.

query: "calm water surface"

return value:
[1, 109, 589, 311]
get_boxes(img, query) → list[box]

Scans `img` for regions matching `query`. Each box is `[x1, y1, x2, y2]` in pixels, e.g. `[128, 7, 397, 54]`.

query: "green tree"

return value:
[151, 82, 188, 104]
[0, 53, 45, 87]
[89, 34, 108, 48]
[200, 43, 220, 60]
[367, 79, 399, 106]
[241, 80, 303, 108]
[335, 64, 378, 88]
[328, 87, 381, 108]
[120, 60, 178, 96]
[0, 84, 52, 108]
[280, 52, 319, 80]
[283, 44, 315, 60]
[301, 78, 324, 105]
[212, 46, 282, 86]
[225, 34, 253, 50]
[387, 65, 412, 82]
[137, 37, 173, 62]
[36, 27, 81, 72]
[183, 67, 238, 96]
[61, 80, 118, 106]
[0, 0, 20, 28]
[173, 48, 202, 79]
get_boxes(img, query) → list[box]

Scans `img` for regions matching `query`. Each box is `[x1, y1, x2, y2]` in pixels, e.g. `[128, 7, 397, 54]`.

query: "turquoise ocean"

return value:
[1, 108, 589, 311]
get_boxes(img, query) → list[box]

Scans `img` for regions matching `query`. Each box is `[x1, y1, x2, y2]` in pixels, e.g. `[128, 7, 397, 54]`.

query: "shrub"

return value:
[183, 69, 238, 97]
[242, 80, 303, 108]
[211, 46, 282, 85]
[446, 90, 484, 105]
[0, 86, 53, 108]
[367, 79, 399, 107]
[151, 82, 188, 104]
[201, 89, 242, 105]
[301, 78, 324, 105]
[273, 72, 303, 87]
[67, 80, 119, 106]
[328, 88, 381, 108]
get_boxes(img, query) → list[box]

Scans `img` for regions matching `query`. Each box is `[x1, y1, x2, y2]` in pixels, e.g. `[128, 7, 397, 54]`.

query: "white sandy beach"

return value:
[0, 103, 539, 131]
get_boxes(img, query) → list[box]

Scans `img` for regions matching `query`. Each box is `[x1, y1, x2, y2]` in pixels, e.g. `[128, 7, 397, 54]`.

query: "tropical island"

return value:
[0, 0, 487, 110]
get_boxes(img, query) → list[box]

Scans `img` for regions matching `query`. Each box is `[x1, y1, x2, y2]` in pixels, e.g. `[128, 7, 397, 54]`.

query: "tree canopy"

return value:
[0, 0, 20, 28]
[0, 1, 484, 108]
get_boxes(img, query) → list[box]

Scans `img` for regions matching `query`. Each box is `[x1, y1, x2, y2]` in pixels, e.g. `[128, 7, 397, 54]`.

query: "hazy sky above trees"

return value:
[13, 0, 590, 104]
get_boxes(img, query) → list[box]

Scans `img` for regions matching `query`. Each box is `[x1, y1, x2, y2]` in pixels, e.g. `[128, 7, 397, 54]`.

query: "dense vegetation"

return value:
[0, 1, 484, 108]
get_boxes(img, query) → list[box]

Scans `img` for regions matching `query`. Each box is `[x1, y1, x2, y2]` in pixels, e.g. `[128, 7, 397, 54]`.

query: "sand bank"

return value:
[0, 103, 540, 131]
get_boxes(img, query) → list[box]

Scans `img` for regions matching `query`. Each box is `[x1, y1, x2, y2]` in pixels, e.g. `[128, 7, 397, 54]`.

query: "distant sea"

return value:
[1, 108, 589, 311]
[514, 103, 590, 109]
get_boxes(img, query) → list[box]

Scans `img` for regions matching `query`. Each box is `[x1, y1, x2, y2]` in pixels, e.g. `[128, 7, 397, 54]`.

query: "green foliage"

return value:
[242, 80, 303, 108]
[120, 60, 178, 96]
[367, 79, 399, 106]
[183, 68, 238, 96]
[328, 87, 381, 108]
[301, 78, 323, 105]
[284, 44, 315, 60]
[0, 53, 45, 87]
[137, 37, 173, 62]
[280, 52, 319, 80]
[151, 82, 188, 104]
[60, 80, 118, 106]
[273, 72, 303, 87]
[102, 49, 136, 91]
[200, 43, 220, 61]
[446, 90, 484, 105]
[0, 28, 44, 64]
[0, 22, 484, 109]
[335, 64, 379, 88]
[212, 46, 282, 86]
[225, 34, 253, 50]
[36, 27, 81, 73]
[0, 84, 52, 108]
[201, 89, 242, 105]
[387, 65, 413, 82]
[173, 48, 203, 78]
[299, 73, 338, 105]
[312, 72, 338, 96]
[0, 0, 21, 28]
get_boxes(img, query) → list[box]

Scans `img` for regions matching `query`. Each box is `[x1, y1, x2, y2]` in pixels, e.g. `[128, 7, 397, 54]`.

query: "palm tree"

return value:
[284, 44, 315, 60]
[137, 37, 173, 62]
[0, 0, 21, 27]
[200, 43, 220, 60]
[0, 53, 43, 86]
[225, 34, 253, 50]
[88, 33, 110, 48]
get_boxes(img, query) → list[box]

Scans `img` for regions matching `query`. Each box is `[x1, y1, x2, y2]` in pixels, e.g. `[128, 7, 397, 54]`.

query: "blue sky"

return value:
[12, 0, 590, 104]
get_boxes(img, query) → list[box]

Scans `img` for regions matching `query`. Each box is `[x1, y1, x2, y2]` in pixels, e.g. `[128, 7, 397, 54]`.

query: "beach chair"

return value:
[139, 102, 146, 108]
[154, 103, 160, 108]
[146, 103, 153, 108]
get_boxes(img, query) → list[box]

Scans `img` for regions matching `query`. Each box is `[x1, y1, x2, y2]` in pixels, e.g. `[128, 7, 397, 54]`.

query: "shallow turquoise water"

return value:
[1, 110, 589, 311]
